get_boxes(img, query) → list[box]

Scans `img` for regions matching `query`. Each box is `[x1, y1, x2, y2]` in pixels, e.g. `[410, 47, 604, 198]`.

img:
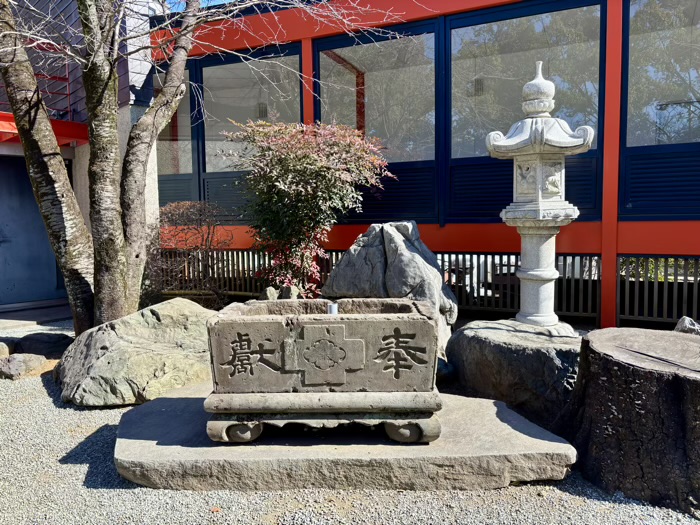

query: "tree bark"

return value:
[77, 0, 130, 324]
[121, 0, 200, 312]
[0, 0, 95, 335]
[558, 328, 700, 518]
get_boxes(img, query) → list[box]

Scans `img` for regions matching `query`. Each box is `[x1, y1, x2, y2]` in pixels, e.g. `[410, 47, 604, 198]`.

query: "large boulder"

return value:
[322, 221, 458, 356]
[57, 298, 216, 406]
[446, 319, 580, 430]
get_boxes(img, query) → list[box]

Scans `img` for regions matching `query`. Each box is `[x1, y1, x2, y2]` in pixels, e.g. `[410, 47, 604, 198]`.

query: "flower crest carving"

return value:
[303, 339, 347, 371]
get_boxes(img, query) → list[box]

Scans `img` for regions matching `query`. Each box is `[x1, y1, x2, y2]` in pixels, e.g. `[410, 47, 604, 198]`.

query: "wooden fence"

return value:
[160, 249, 272, 297]
[617, 256, 700, 324]
[161, 249, 601, 322]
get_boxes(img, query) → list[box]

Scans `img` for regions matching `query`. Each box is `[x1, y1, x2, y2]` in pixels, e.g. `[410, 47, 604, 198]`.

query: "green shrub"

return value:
[224, 121, 392, 295]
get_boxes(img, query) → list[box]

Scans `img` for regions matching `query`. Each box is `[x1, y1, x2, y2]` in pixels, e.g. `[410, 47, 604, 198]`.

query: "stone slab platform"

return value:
[114, 383, 577, 491]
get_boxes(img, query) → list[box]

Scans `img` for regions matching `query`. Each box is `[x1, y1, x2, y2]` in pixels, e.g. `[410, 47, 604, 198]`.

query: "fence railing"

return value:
[160, 249, 272, 297]
[434, 252, 600, 320]
[617, 256, 700, 323]
[161, 249, 601, 321]
[160, 250, 700, 325]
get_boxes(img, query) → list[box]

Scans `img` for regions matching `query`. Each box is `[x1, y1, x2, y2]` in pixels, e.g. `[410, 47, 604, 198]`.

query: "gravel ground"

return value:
[0, 319, 75, 339]
[0, 321, 697, 525]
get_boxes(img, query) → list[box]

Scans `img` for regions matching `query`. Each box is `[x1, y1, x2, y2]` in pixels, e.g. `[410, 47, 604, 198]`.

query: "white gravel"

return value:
[0, 322, 696, 525]
[0, 319, 75, 339]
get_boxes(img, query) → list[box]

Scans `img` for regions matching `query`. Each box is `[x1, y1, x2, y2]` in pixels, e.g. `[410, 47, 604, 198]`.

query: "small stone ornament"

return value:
[486, 62, 594, 332]
[205, 298, 442, 444]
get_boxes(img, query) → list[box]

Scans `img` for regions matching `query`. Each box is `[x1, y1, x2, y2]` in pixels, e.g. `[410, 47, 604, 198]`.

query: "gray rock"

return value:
[322, 221, 458, 356]
[57, 298, 216, 406]
[258, 286, 279, 301]
[278, 285, 301, 299]
[675, 316, 700, 336]
[0, 338, 17, 358]
[446, 319, 580, 431]
[115, 383, 577, 490]
[0, 354, 48, 380]
[15, 332, 73, 358]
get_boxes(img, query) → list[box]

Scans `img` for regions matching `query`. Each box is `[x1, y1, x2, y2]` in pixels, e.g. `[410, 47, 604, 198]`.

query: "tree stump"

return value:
[561, 328, 700, 517]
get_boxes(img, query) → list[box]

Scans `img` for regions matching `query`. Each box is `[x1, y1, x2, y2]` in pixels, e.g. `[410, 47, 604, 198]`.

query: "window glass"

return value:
[451, 6, 601, 158]
[203, 55, 301, 172]
[156, 74, 193, 175]
[319, 33, 436, 163]
[627, 0, 700, 147]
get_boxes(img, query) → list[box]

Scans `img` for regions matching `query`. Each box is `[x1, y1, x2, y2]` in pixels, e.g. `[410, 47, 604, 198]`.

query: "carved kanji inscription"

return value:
[222, 332, 280, 377]
[374, 327, 428, 379]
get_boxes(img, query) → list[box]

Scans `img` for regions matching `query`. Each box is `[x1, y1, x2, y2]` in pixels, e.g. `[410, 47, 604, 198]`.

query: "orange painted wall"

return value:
[162, 220, 605, 255]
[326, 221, 602, 253]
[617, 222, 700, 256]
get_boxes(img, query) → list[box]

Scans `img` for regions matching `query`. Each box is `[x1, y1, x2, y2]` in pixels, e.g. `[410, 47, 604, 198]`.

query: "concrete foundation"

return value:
[115, 383, 577, 491]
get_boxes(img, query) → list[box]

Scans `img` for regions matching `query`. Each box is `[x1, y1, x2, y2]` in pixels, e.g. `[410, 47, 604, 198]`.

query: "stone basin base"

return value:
[207, 412, 441, 444]
[115, 383, 577, 491]
[205, 389, 443, 443]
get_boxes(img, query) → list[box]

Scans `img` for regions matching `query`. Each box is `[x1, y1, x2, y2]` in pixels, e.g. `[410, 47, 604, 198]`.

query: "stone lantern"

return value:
[486, 61, 594, 334]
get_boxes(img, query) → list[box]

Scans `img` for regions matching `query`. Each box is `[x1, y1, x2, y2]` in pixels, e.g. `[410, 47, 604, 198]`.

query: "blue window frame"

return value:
[314, 0, 604, 225]
[619, 0, 700, 221]
[158, 0, 605, 226]
[447, 0, 604, 224]
[157, 44, 303, 222]
[314, 20, 440, 223]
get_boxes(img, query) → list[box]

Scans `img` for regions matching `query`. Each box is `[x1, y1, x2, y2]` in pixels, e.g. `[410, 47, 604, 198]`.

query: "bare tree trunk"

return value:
[121, 0, 200, 312]
[3, 0, 395, 329]
[77, 0, 130, 324]
[0, 0, 95, 335]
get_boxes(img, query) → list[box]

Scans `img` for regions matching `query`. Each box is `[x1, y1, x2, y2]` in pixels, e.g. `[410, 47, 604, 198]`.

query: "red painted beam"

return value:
[154, 0, 523, 58]
[184, 221, 604, 254]
[50, 120, 89, 146]
[321, 50, 366, 134]
[0, 112, 89, 146]
[161, 225, 256, 250]
[600, 0, 624, 327]
[302, 38, 315, 124]
[618, 222, 700, 256]
[326, 222, 602, 253]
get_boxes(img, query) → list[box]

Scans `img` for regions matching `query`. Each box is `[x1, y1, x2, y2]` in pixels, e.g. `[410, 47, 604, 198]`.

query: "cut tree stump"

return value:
[560, 328, 700, 517]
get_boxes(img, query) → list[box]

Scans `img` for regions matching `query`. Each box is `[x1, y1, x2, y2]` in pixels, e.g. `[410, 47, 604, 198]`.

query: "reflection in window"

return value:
[627, 0, 700, 147]
[203, 55, 301, 172]
[451, 6, 600, 158]
[319, 34, 436, 163]
[156, 74, 193, 175]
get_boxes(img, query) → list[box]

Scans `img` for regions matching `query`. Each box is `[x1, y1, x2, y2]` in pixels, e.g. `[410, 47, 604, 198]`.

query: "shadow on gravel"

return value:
[119, 394, 391, 449]
[555, 470, 656, 509]
[39, 371, 87, 411]
[60, 424, 138, 490]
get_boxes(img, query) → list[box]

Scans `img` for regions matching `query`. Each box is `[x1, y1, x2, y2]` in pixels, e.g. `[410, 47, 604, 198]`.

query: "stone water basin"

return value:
[205, 298, 442, 444]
